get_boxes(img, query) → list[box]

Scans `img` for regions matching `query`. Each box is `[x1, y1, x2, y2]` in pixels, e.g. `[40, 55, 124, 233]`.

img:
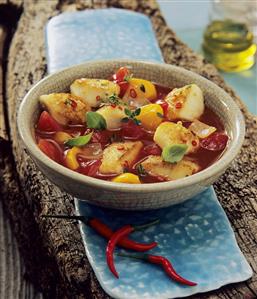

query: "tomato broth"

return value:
[35, 78, 228, 184]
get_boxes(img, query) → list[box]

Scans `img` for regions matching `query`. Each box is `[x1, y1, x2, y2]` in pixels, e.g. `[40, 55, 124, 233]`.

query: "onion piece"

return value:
[189, 119, 216, 139]
[78, 143, 103, 160]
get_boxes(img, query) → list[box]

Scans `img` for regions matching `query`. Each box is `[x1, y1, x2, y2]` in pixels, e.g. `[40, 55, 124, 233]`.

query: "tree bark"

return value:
[0, 0, 256, 298]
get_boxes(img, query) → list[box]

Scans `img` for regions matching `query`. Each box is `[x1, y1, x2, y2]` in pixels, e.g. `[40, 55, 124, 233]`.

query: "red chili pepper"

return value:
[191, 140, 197, 147]
[41, 215, 158, 252]
[118, 253, 197, 286]
[70, 100, 77, 109]
[175, 102, 182, 109]
[130, 88, 137, 98]
[107, 225, 132, 278]
[106, 220, 159, 278]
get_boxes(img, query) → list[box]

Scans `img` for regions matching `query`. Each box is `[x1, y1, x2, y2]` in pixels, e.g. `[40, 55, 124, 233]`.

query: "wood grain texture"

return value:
[0, 24, 43, 299]
[0, 0, 256, 298]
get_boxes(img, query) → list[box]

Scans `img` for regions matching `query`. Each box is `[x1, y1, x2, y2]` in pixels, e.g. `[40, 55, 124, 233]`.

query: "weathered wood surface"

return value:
[0, 24, 43, 299]
[0, 0, 256, 298]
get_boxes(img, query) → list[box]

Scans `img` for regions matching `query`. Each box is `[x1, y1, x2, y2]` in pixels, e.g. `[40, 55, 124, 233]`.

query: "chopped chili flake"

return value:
[118, 106, 123, 110]
[117, 146, 125, 150]
[192, 140, 197, 146]
[175, 102, 182, 109]
[71, 100, 77, 109]
[111, 104, 116, 108]
[96, 95, 101, 101]
[130, 88, 137, 98]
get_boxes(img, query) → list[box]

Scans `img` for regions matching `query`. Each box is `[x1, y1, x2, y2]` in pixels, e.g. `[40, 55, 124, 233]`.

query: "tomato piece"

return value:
[143, 143, 162, 156]
[88, 160, 101, 177]
[121, 120, 145, 140]
[118, 81, 129, 97]
[200, 132, 228, 151]
[37, 111, 61, 132]
[113, 67, 130, 83]
[38, 139, 63, 163]
[156, 100, 169, 118]
[79, 160, 101, 177]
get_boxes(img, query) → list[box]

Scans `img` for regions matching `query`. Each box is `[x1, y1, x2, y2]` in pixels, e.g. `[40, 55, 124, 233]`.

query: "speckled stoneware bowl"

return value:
[18, 60, 245, 210]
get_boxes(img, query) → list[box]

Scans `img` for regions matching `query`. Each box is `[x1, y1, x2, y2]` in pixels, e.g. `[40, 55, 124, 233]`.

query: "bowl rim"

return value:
[18, 59, 245, 193]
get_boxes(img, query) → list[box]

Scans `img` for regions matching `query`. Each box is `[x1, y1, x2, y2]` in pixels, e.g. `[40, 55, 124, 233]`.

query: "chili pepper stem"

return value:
[117, 253, 148, 261]
[133, 219, 160, 231]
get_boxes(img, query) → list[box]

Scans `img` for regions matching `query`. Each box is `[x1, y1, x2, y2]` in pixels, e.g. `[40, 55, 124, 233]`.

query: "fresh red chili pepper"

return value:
[106, 220, 159, 278]
[148, 255, 197, 286]
[118, 253, 197, 286]
[41, 215, 158, 251]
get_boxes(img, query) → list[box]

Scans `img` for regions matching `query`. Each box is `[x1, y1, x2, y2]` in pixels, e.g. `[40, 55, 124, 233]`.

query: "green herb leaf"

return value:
[124, 74, 133, 82]
[65, 132, 93, 147]
[86, 112, 107, 130]
[124, 108, 132, 117]
[134, 108, 141, 116]
[108, 94, 119, 105]
[162, 144, 188, 163]
[134, 119, 141, 125]
[123, 108, 142, 126]
[136, 164, 147, 176]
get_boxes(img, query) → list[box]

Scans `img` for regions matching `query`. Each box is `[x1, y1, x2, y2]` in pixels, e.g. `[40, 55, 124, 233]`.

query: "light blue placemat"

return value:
[46, 8, 164, 73]
[75, 188, 252, 299]
[45, 8, 252, 299]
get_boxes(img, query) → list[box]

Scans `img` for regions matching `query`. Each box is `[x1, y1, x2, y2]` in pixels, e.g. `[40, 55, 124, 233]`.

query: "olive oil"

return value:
[203, 20, 256, 72]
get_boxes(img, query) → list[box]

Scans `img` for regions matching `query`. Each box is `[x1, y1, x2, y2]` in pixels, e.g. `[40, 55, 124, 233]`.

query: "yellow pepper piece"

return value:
[112, 173, 141, 184]
[136, 104, 164, 131]
[54, 131, 72, 144]
[130, 78, 157, 100]
[65, 146, 82, 170]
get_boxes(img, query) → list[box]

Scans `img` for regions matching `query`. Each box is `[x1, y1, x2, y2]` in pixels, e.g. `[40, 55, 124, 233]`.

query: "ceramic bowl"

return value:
[18, 60, 245, 210]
